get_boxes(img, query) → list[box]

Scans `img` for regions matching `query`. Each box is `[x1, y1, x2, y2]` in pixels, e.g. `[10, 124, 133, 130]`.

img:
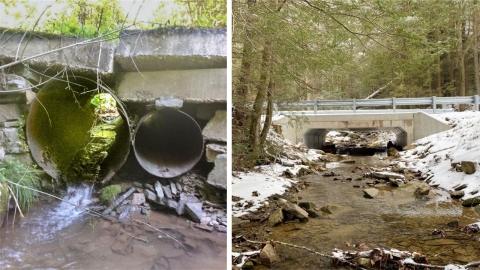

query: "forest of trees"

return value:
[232, 0, 480, 168]
[0, 0, 226, 36]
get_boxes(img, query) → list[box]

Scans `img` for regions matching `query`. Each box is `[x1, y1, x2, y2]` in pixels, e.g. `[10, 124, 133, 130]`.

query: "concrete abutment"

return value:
[274, 112, 451, 150]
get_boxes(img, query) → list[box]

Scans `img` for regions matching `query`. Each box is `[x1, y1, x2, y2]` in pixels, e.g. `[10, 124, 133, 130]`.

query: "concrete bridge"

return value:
[273, 112, 451, 149]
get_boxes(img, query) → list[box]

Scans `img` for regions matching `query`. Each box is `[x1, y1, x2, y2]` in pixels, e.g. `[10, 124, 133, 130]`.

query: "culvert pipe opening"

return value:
[26, 78, 131, 183]
[133, 109, 204, 178]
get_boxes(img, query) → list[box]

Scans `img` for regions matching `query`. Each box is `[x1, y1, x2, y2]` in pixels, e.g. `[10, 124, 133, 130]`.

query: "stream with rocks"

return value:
[0, 185, 226, 269]
[233, 154, 480, 269]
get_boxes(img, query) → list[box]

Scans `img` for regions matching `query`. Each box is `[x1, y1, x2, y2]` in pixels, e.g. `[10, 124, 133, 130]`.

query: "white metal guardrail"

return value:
[275, 95, 480, 115]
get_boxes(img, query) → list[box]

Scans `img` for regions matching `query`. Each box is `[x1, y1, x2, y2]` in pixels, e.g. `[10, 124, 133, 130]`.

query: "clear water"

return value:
[0, 184, 226, 269]
[238, 155, 480, 269]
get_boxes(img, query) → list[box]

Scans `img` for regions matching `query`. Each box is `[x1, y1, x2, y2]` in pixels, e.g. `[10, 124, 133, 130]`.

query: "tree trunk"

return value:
[436, 55, 442, 96]
[473, 1, 480, 95]
[249, 42, 272, 154]
[457, 19, 466, 97]
[259, 78, 274, 146]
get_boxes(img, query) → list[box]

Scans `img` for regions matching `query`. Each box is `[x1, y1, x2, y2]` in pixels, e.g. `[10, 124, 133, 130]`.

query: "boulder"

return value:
[450, 190, 464, 199]
[461, 161, 476, 175]
[207, 154, 227, 189]
[154, 181, 164, 199]
[170, 181, 177, 195]
[277, 198, 308, 220]
[282, 169, 294, 178]
[320, 206, 333, 214]
[205, 143, 227, 162]
[202, 110, 226, 142]
[373, 171, 404, 180]
[297, 167, 314, 176]
[357, 258, 371, 268]
[162, 185, 173, 199]
[266, 208, 284, 227]
[186, 202, 203, 223]
[176, 193, 201, 215]
[298, 202, 316, 210]
[131, 193, 146, 205]
[363, 188, 379, 198]
[414, 183, 431, 197]
[259, 244, 281, 266]
[462, 196, 480, 207]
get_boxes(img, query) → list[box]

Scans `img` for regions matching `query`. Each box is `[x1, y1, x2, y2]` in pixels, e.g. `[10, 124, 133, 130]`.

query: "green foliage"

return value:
[0, 157, 41, 211]
[91, 93, 116, 110]
[100, 184, 121, 205]
[153, 0, 226, 28]
[40, 0, 125, 39]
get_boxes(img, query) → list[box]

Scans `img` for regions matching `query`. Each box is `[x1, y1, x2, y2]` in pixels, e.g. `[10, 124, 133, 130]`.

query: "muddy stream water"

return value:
[0, 184, 226, 269]
[239, 154, 480, 269]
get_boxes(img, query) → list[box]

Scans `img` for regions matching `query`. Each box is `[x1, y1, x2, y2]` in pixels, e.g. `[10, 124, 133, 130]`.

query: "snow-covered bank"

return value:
[233, 111, 480, 217]
[401, 111, 480, 200]
[232, 131, 324, 217]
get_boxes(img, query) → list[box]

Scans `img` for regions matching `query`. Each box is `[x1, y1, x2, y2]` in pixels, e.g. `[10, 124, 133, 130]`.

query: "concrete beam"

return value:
[115, 28, 226, 71]
[0, 27, 114, 79]
[115, 69, 226, 103]
[274, 112, 451, 150]
[0, 27, 227, 103]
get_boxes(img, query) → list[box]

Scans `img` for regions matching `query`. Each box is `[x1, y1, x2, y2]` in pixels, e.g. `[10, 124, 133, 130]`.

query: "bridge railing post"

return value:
[392, 97, 396, 113]
[314, 99, 318, 115]
[353, 98, 356, 113]
[475, 95, 479, 111]
[432, 96, 437, 114]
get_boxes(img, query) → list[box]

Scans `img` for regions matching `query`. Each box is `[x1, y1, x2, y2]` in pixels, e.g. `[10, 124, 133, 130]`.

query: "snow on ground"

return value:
[233, 111, 480, 217]
[400, 111, 480, 200]
[232, 131, 322, 217]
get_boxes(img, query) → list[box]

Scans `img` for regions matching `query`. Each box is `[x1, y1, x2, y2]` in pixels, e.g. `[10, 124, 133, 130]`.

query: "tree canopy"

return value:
[233, 0, 480, 168]
[0, 0, 227, 38]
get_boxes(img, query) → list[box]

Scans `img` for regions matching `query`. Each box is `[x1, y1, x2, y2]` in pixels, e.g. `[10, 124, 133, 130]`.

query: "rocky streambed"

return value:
[0, 152, 227, 269]
[232, 154, 480, 269]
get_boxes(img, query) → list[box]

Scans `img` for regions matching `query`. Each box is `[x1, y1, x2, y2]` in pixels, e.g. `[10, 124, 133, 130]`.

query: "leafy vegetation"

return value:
[0, 157, 41, 211]
[40, 0, 125, 39]
[0, 0, 227, 38]
[100, 184, 121, 205]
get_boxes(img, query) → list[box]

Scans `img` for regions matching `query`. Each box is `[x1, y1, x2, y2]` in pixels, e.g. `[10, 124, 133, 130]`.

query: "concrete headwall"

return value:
[0, 27, 227, 189]
[413, 112, 451, 141]
[274, 112, 451, 149]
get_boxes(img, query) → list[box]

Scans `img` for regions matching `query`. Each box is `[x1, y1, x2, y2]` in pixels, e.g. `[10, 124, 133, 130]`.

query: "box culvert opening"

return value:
[133, 109, 204, 178]
[26, 78, 131, 184]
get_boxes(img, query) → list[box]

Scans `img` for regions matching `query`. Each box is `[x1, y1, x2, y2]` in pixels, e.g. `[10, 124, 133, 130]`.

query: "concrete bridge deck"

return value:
[273, 112, 451, 149]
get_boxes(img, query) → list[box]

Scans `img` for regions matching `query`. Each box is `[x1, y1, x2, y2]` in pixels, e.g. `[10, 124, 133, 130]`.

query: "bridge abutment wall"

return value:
[274, 112, 451, 150]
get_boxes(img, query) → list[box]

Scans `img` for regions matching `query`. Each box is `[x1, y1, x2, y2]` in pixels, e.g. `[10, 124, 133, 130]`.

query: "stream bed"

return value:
[234, 155, 480, 269]
[0, 185, 226, 269]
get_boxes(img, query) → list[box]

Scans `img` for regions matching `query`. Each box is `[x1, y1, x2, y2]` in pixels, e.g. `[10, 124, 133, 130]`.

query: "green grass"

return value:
[0, 157, 41, 211]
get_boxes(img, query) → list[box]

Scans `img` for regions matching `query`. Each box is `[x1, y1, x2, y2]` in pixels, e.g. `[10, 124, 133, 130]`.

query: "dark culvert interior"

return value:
[133, 108, 204, 178]
[304, 128, 407, 155]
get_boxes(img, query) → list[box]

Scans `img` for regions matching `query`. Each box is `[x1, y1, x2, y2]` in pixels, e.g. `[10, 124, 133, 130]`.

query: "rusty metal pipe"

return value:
[133, 109, 204, 178]
[26, 78, 131, 183]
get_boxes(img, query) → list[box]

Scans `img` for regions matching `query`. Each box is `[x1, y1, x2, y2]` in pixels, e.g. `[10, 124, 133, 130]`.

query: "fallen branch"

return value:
[238, 237, 477, 269]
